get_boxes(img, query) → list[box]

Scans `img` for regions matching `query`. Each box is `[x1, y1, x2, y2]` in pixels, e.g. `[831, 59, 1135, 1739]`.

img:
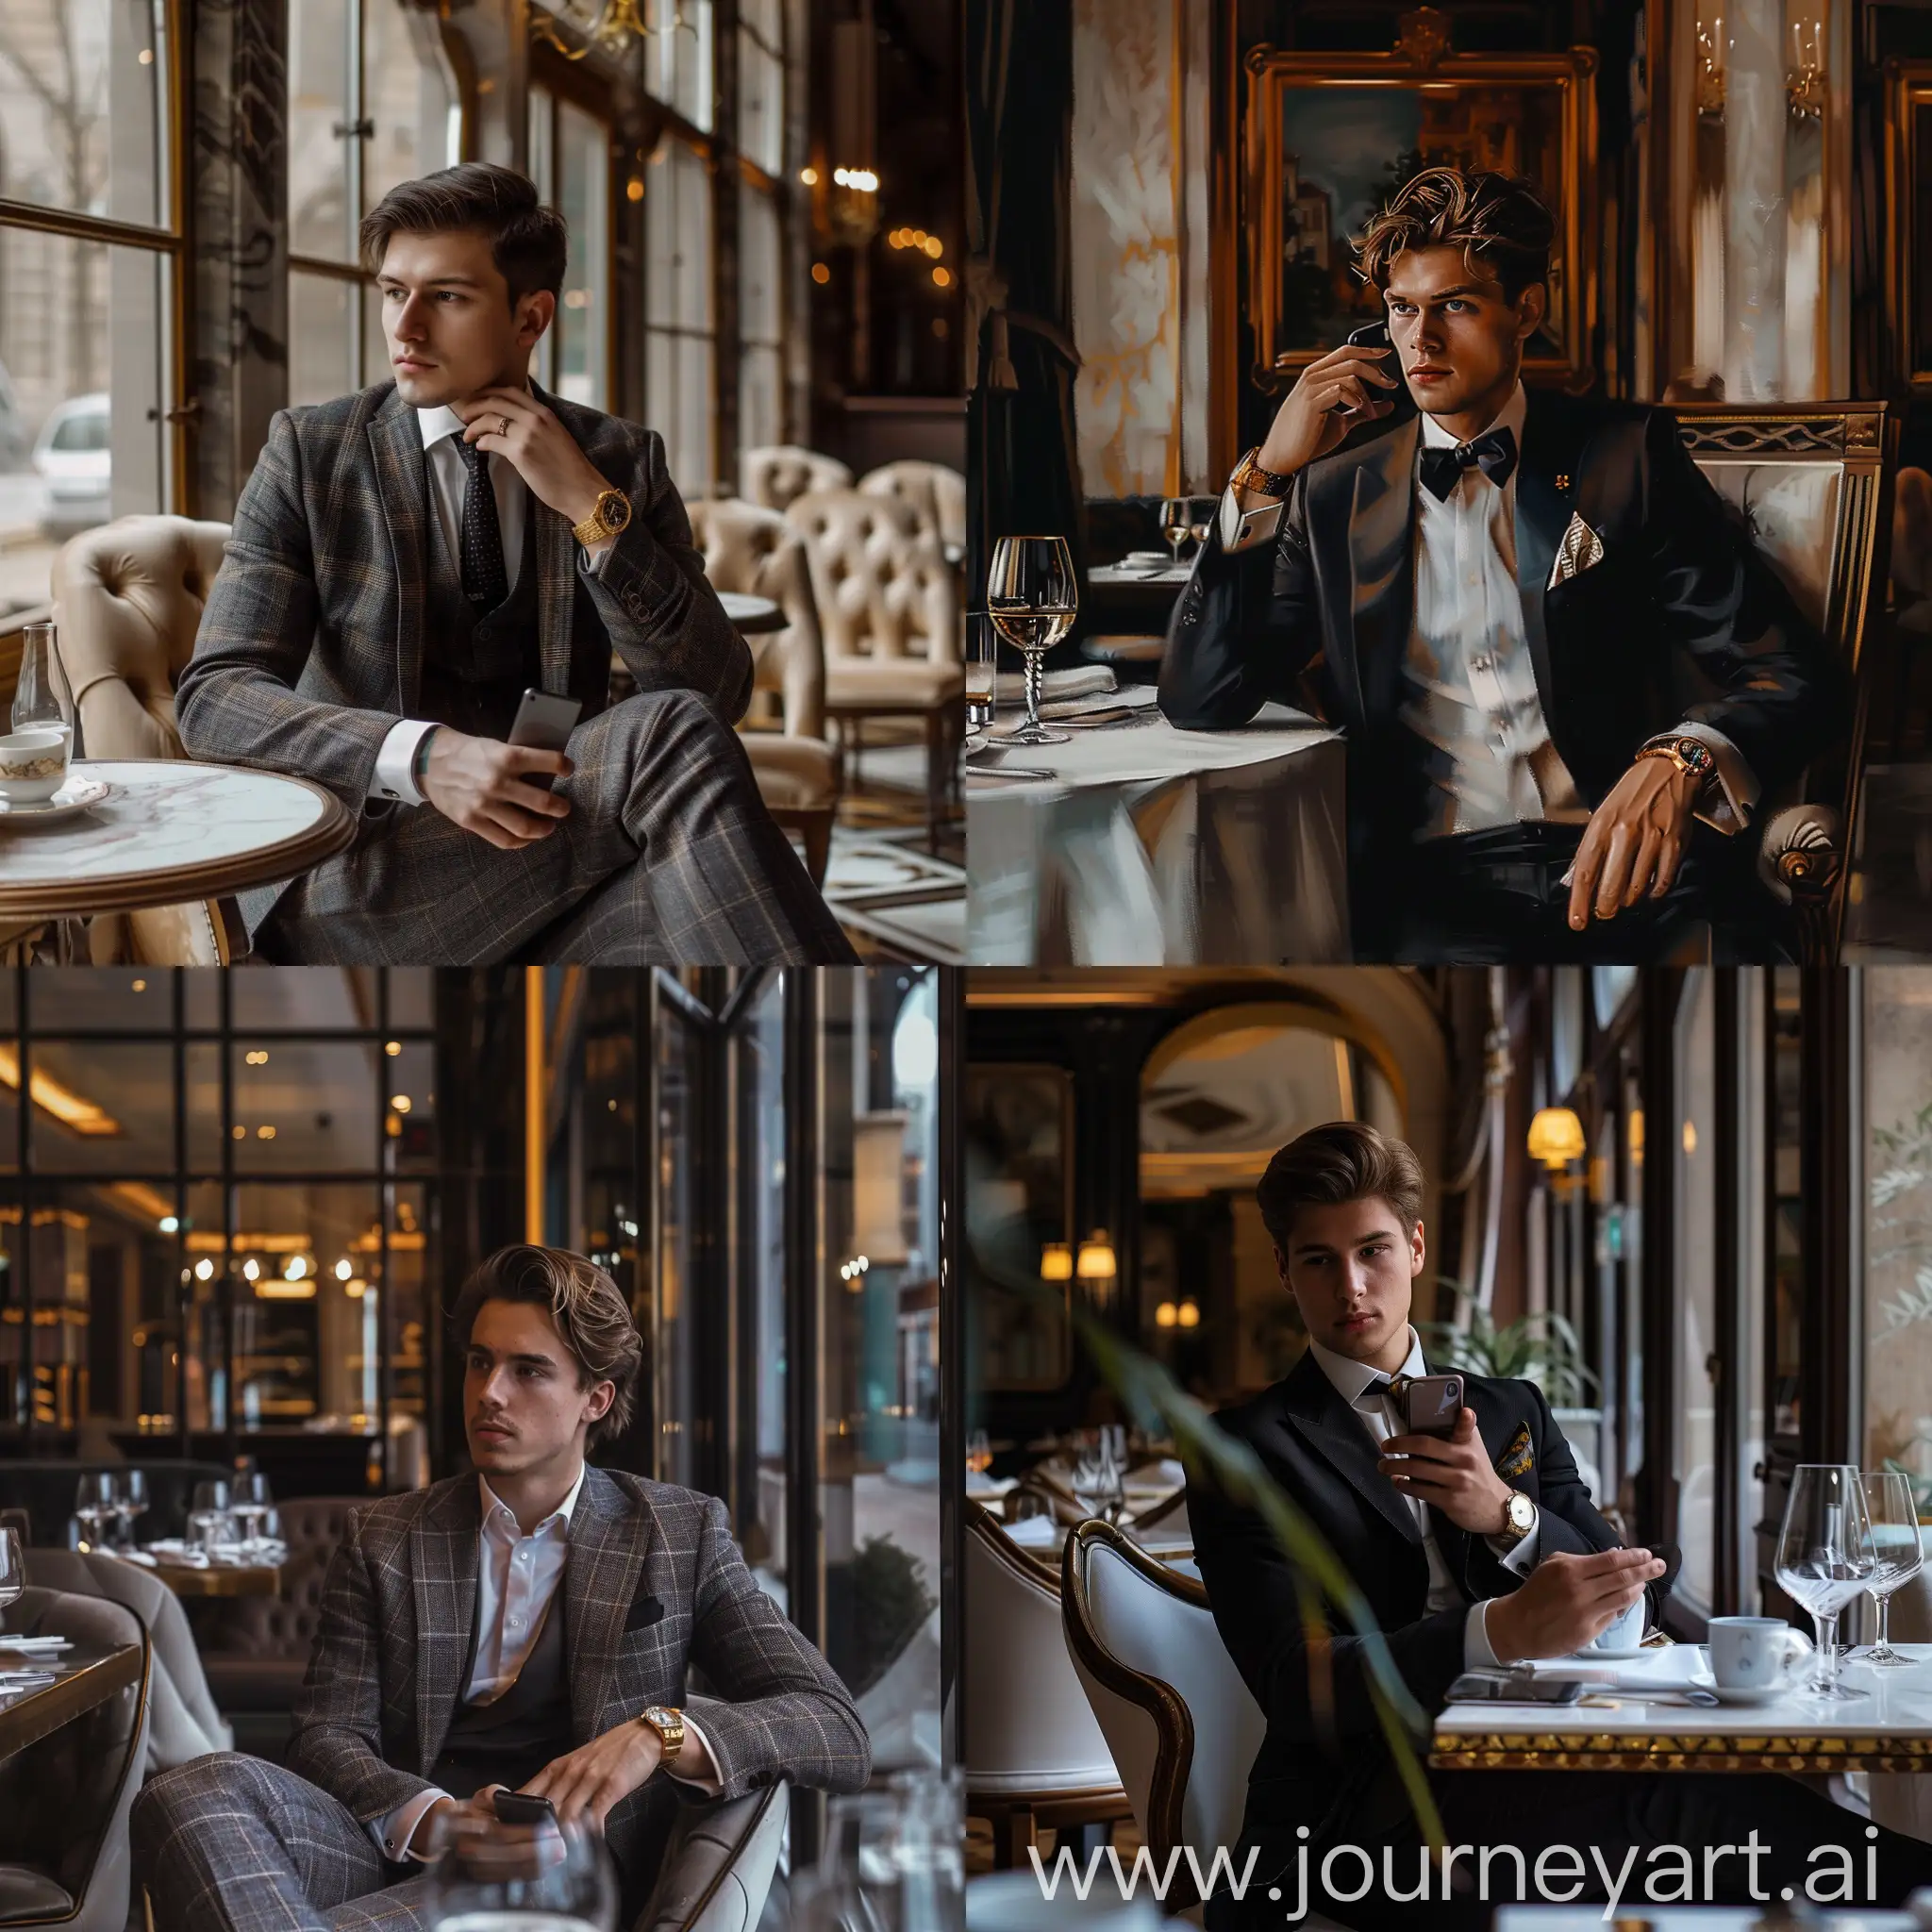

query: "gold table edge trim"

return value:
[1432, 1728, 1932, 1772]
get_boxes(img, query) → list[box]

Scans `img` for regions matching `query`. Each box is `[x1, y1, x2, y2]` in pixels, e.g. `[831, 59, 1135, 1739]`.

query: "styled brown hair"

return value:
[358, 162, 569, 305]
[1356, 166, 1554, 303]
[452, 1244, 642, 1447]
[1256, 1121, 1425, 1249]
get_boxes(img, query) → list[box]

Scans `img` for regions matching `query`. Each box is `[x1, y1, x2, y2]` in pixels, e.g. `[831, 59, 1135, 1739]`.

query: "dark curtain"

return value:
[965, 0, 1086, 622]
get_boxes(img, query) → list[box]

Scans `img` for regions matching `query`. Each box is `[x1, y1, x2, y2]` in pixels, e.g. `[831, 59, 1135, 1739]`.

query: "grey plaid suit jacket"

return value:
[286, 1465, 868, 1908]
[176, 378, 753, 828]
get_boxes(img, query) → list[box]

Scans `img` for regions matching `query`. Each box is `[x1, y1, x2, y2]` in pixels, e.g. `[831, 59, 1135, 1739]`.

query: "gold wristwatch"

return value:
[572, 488, 633, 548]
[1495, 1490, 1537, 1549]
[1229, 447, 1293, 500]
[638, 1703, 686, 1766]
[1635, 733, 1718, 787]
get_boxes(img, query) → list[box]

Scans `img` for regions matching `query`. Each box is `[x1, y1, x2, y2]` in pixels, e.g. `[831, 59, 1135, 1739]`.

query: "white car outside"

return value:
[33, 391, 111, 538]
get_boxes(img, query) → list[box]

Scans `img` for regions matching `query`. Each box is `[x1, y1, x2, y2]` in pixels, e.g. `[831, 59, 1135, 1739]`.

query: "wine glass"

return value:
[966, 1428, 992, 1477]
[423, 1806, 618, 1932]
[116, 1470, 149, 1553]
[1774, 1463, 1877, 1700]
[74, 1474, 118, 1553]
[1158, 496, 1191, 568]
[233, 1472, 274, 1559]
[987, 536, 1075, 747]
[0, 1528, 22, 1614]
[1855, 1469, 1924, 1667]
[1072, 1429, 1125, 1525]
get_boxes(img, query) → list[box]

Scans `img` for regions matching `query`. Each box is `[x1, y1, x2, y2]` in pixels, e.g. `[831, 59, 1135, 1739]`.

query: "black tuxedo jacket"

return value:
[1158, 391, 1846, 908]
[1188, 1351, 1660, 1855]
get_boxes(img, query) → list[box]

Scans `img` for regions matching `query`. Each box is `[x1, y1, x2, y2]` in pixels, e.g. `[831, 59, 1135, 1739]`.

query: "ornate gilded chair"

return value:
[1670, 401, 1893, 961]
[741, 445, 854, 515]
[687, 498, 839, 884]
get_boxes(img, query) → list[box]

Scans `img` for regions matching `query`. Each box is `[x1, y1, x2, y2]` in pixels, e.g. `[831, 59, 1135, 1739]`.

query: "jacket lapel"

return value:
[532, 384, 582, 698]
[565, 1465, 652, 1743]
[1512, 391, 1576, 729]
[1277, 1350, 1424, 1547]
[409, 1477, 480, 1776]
[367, 387, 430, 715]
[1332, 416, 1418, 727]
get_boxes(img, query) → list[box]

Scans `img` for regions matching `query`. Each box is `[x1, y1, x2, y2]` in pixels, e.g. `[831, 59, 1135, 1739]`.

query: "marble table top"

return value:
[1434, 1642, 1932, 1771]
[0, 759, 357, 919]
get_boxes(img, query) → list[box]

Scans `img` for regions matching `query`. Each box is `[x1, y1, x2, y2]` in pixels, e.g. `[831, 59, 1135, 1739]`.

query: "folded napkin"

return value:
[1039, 667, 1116, 701]
[966, 1474, 1017, 1496]
[1002, 1515, 1059, 1549]
[0, 1635, 73, 1653]
[1519, 1642, 1699, 1692]
[113, 1549, 158, 1567]
[0, 1671, 58, 1690]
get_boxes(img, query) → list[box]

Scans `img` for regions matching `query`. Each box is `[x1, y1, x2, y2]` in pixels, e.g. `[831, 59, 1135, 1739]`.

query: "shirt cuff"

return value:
[1487, 1512, 1541, 1576]
[372, 1786, 454, 1864]
[1466, 1599, 1502, 1670]
[579, 537, 616, 574]
[665, 1713, 724, 1798]
[374, 717, 439, 808]
[1218, 480, 1287, 555]
[1668, 721, 1758, 835]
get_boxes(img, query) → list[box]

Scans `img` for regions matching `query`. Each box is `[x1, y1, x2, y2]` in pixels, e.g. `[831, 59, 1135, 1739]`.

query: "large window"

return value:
[0, 0, 183, 619]
[737, 0, 786, 451]
[527, 81, 612, 410]
[1674, 971, 1720, 1614]
[0, 969, 437, 1486]
[288, 0, 461, 405]
[644, 136, 716, 493]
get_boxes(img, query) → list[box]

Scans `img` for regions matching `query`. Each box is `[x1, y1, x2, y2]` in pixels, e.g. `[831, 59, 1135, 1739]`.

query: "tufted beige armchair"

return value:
[858, 459, 967, 556]
[50, 515, 239, 965]
[687, 497, 839, 884]
[782, 487, 963, 850]
[741, 444, 854, 514]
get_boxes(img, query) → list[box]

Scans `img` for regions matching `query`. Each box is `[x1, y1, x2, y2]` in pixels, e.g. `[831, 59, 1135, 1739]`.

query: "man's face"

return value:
[463, 1296, 612, 1478]
[377, 228, 553, 408]
[1275, 1195, 1425, 1363]
[1381, 244, 1545, 420]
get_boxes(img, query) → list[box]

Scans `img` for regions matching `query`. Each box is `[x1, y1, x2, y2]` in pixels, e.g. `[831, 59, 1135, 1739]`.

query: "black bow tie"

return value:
[1419, 425, 1518, 501]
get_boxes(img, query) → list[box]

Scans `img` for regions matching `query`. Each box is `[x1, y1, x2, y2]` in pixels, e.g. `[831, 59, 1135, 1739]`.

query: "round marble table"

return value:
[718, 591, 786, 635]
[0, 759, 356, 922]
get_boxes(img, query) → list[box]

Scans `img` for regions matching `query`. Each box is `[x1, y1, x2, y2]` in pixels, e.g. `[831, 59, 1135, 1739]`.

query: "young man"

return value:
[133, 1245, 869, 1929]
[180, 162, 854, 966]
[1160, 167, 1843, 963]
[1191, 1122, 1932, 1930]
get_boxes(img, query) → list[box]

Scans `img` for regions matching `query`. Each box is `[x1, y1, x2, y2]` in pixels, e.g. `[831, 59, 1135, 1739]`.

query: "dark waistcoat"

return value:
[420, 474, 542, 741]
[429, 1575, 575, 1799]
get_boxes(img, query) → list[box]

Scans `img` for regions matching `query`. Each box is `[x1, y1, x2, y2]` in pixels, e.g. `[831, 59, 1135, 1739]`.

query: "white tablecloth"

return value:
[965, 696, 1348, 963]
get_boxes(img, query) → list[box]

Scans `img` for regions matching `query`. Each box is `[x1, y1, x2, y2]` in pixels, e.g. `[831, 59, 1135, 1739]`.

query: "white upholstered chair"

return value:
[965, 1502, 1130, 1869]
[632, 1784, 789, 1932]
[783, 487, 963, 850]
[1061, 1520, 1346, 1928]
[858, 459, 967, 556]
[51, 515, 239, 965]
[741, 445, 854, 514]
[687, 497, 839, 884]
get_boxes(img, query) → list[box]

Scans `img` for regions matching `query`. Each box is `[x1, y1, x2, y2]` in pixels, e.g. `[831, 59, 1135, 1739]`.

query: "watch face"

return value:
[601, 491, 632, 533]
[1678, 739, 1713, 772]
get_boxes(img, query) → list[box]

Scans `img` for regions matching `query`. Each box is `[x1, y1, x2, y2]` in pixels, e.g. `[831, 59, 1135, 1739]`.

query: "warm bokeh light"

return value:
[932, 266, 951, 288]
[1155, 1301, 1177, 1328]
[811, 261, 831, 286]
[1177, 1300, 1201, 1329]
[800, 165, 819, 185]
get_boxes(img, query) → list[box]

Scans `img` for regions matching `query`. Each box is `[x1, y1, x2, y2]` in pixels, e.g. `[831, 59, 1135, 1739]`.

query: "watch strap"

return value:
[640, 1704, 685, 1764]
[572, 489, 631, 548]
[1230, 447, 1293, 501]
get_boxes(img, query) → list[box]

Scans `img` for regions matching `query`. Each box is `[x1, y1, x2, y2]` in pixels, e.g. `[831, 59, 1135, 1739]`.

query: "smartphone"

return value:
[491, 1790, 557, 1825]
[1322, 321, 1395, 416]
[1446, 1671, 1585, 1705]
[508, 689, 582, 754]
[1401, 1373, 1463, 1439]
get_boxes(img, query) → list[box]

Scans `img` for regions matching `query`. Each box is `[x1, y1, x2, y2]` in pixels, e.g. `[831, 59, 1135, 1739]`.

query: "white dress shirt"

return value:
[1214, 384, 1757, 838]
[1304, 1326, 1539, 1671]
[371, 405, 612, 808]
[373, 1466, 720, 1863]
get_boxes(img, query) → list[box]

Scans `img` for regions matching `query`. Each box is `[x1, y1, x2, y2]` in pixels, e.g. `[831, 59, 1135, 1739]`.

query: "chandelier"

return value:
[531, 0, 691, 61]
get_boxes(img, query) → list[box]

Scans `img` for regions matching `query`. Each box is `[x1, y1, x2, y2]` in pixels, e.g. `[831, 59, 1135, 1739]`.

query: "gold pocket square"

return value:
[1546, 512, 1605, 590]
[1496, 1423, 1535, 1479]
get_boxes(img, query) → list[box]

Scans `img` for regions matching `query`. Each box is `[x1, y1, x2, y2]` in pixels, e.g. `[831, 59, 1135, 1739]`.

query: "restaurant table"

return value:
[0, 759, 355, 925]
[718, 591, 786, 635]
[1432, 1643, 1932, 1774]
[0, 1637, 142, 1763]
[966, 691, 1348, 963]
[144, 1559, 283, 1599]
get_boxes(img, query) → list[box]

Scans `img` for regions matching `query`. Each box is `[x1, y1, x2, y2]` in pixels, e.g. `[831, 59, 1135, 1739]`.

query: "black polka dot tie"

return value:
[455, 435, 510, 608]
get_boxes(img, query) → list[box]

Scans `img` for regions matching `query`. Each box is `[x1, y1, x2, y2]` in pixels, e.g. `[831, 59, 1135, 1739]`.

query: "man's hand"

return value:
[1254, 342, 1402, 476]
[419, 727, 573, 851]
[523, 1720, 661, 1831]
[458, 387, 614, 533]
[1484, 1547, 1667, 1665]
[1378, 1407, 1513, 1535]
[1564, 758, 1701, 930]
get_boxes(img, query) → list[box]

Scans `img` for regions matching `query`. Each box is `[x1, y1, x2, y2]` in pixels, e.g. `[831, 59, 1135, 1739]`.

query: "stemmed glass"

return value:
[424, 1806, 618, 1932]
[115, 1470, 149, 1553]
[1159, 496, 1191, 569]
[1072, 1429, 1125, 1525]
[966, 1428, 992, 1477]
[189, 1478, 232, 1561]
[233, 1472, 274, 1560]
[1774, 1463, 1877, 1700]
[1855, 1469, 1924, 1667]
[74, 1474, 118, 1553]
[987, 536, 1075, 747]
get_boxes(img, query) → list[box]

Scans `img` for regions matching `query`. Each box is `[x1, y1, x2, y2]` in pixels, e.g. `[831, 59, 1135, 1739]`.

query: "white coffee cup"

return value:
[0, 727, 69, 804]
[1582, 1593, 1647, 1653]
[1707, 1615, 1811, 1690]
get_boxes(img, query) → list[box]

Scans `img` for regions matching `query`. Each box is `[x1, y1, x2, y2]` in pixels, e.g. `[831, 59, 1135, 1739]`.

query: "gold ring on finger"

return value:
[497, 414, 511, 438]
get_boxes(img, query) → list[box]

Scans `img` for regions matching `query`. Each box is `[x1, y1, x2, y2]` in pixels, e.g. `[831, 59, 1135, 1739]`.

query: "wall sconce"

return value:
[1695, 15, 1725, 119]
[1177, 1299, 1200, 1328]
[1075, 1230, 1117, 1281]
[1040, 1242, 1073, 1282]
[1154, 1298, 1200, 1328]
[827, 166, 882, 248]
[1788, 17, 1824, 122]
[1155, 1300, 1177, 1328]
[1526, 1106, 1586, 1172]
[531, 0, 690, 62]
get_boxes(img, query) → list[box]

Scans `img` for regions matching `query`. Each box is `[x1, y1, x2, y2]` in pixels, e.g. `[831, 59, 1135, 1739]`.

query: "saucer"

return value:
[1697, 1678, 1791, 1705]
[0, 776, 112, 825]
[1573, 1646, 1651, 1661]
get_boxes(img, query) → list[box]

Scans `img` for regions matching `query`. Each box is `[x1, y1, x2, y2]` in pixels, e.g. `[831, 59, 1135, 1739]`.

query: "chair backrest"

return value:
[783, 488, 960, 668]
[191, 1493, 359, 1659]
[858, 460, 967, 552]
[1060, 1522, 1265, 1912]
[686, 497, 826, 739]
[964, 1502, 1119, 1793]
[741, 445, 854, 514]
[633, 1784, 789, 1932]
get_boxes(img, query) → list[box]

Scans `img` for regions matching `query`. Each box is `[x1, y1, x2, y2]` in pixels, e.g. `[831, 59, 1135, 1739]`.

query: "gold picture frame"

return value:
[1242, 20, 1599, 394]
[1883, 58, 1932, 392]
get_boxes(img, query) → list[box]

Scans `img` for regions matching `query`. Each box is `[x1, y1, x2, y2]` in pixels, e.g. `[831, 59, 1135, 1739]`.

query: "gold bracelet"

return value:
[1229, 447, 1293, 500]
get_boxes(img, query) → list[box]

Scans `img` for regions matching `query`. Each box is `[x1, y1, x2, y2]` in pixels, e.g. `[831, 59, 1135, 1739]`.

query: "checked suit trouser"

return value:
[253, 686, 857, 965]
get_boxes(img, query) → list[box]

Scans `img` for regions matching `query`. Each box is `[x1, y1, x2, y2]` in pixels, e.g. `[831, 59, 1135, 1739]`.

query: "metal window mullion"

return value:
[378, 971, 392, 1491]
[172, 970, 187, 1445]
[220, 970, 236, 1466]
[18, 967, 32, 1453]
[347, 0, 369, 390]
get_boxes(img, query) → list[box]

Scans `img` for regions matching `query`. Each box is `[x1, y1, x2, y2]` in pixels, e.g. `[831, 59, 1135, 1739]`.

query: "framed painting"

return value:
[1884, 59, 1932, 392]
[1242, 16, 1598, 393]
